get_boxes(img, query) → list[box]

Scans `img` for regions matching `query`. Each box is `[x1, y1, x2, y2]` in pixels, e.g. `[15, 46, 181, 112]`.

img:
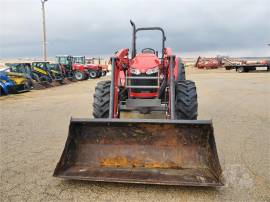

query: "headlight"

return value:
[146, 67, 159, 75]
[130, 68, 141, 75]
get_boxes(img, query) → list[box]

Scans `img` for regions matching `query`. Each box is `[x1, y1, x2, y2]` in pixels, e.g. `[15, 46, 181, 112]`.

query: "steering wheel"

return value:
[141, 48, 156, 54]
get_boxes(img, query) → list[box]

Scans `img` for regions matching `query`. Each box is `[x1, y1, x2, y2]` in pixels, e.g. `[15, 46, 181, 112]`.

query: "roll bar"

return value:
[130, 20, 166, 59]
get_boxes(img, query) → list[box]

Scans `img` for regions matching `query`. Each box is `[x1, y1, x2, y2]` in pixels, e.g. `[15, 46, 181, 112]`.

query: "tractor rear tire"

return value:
[175, 80, 198, 120]
[93, 80, 111, 118]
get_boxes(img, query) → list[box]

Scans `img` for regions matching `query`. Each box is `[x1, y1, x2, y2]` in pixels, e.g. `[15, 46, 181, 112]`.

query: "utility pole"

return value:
[41, 0, 48, 61]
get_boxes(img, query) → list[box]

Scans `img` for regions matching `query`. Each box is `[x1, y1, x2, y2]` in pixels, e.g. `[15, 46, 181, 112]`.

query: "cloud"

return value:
[0, 0, 269, 58]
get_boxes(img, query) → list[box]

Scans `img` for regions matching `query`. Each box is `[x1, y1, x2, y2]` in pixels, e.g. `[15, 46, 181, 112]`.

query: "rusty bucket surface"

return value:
[54, 118, 223, 186]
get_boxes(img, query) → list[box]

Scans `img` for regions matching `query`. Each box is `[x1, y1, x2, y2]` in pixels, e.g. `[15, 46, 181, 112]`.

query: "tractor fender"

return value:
[85, 64, 100, 71]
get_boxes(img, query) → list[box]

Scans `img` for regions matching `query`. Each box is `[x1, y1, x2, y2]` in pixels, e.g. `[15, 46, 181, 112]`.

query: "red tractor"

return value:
[73, 56, 102, 80]
[93, 21, 193, 119]
[54, 21, 223, 187]
[86, 57, 109, 76]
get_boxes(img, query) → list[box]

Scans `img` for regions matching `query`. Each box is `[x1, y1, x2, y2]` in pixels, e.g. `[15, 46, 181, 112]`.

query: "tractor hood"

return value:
[85, 64, 102, 71]
[73, 64, 101, 71]
[130, 53, 160, 73]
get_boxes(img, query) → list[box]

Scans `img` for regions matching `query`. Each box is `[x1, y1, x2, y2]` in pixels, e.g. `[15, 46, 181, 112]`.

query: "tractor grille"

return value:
[127, 73, 159, 93]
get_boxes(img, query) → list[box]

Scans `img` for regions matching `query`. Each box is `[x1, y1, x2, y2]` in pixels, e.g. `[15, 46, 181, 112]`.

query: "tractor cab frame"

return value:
[56, 55, 74, 79]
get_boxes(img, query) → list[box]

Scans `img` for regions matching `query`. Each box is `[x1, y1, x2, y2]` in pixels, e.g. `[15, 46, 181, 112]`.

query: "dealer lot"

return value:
[0, 69, 269, 202]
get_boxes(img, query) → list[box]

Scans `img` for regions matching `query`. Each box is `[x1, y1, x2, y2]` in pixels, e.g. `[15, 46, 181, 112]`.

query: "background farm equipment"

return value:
[54, 20, 223, 187]
[0, 70, 30, 95]
[195, 56, 223, 69]
[56, 55, 75, 80]
[0, 71, 15, 95]
[73, 56, 94, 80]
[86, 57, 109, 76]
[31, 62, 52, 83]
[31, 62, 65, 86]
[73, 56, 103, 80]
[223, 57, 270, 73]
[5, 63, 45, 89]
[56, 55, 105, 80]
[48, 63, 65, 84]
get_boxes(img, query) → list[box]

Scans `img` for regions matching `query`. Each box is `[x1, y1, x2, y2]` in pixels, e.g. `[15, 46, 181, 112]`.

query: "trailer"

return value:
[224, 58, 270, 73]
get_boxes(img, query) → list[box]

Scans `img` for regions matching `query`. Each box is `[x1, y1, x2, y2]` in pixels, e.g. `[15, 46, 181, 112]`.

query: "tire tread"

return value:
[175, 80, 198, 120]
[92, 80, 111, 118]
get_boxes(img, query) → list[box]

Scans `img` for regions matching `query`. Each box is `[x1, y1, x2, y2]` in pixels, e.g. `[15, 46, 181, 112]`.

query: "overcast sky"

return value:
[0, 0, 270, 58]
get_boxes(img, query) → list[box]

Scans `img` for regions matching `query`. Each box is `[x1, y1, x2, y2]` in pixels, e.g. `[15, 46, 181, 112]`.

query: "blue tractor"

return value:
[0, 71, 15, 96]
[0, 67, 31, 96]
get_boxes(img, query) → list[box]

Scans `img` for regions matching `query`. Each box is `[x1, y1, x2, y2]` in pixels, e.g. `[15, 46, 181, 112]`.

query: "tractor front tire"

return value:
[24, 81, 31, 91]
[26, 79, 32, 89]
[93, 80, 111, 118]
[0, 87, 5, 96]
[175, 80, 198, 120]
[89, 70, 98, 79]
[33, 73, 40, 82]
[59, 78, 65, 84]
[102, 71, 107, 77]
[96, 70, 102, 78]
[74, 71, 85, 81]
[40, 76, 50, 83]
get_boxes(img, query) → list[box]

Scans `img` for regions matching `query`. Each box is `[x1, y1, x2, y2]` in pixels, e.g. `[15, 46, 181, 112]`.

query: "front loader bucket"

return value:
[50, 80, 64, 87]
[32, 82, 46, 90]
[54, 118, 223, 186]
[63, 78, 72, 84]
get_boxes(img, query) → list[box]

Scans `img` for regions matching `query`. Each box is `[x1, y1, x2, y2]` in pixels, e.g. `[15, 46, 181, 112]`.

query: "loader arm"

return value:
[109, 48, 130, 118]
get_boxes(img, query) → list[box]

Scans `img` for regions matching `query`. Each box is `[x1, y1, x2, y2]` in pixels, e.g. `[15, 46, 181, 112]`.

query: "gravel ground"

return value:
[0, 69, 269, 202]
